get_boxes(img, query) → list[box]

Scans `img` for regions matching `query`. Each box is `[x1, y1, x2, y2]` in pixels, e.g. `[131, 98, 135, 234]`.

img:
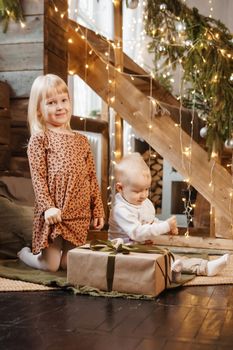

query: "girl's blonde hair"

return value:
[28, 74, 71, 135]
[115, 152, 151, 185]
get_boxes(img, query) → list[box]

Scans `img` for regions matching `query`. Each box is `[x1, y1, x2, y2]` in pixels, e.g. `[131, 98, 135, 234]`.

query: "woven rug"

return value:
[0, 277, 55, 292]
[184, 254, 233, 286]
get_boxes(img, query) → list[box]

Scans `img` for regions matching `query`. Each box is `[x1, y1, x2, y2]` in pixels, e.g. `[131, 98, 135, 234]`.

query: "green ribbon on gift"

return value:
[88, 240, 174, 293]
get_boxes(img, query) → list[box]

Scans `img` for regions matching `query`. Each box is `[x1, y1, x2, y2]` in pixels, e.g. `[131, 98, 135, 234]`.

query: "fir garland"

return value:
[0, 0, 24, 33]
[144, 0, 233, 157]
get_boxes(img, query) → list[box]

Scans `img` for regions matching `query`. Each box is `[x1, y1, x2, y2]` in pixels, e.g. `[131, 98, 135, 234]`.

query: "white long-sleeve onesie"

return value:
[108, 193, 170, 243]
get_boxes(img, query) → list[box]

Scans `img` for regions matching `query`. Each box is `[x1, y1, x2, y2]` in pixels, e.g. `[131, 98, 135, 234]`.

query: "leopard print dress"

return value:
[27, 129, 105, 254]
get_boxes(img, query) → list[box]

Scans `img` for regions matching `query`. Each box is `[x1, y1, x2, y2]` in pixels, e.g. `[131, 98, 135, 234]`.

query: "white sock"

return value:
[207, 254, 230, 277]
[17, 247, 47, 270]
[172, 259, 183, 273]
[171, 259, 183, 282]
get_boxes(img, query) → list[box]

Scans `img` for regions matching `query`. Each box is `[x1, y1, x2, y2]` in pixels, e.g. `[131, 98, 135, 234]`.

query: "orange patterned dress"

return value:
[27, 129, 105, 254]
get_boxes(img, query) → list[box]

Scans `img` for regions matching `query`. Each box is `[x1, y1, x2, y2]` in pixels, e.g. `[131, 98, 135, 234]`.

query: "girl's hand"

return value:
[93, 217, 104, 230]
[44, 207, 62, 225]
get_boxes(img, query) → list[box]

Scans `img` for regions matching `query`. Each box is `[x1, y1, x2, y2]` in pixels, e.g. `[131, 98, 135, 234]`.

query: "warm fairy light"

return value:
[60, 13, 65, 18]
[110, 96, 115, 103]
[211, 151, 218, 158]
[148, 124, 152, 129]
[183, 147, 191, 157]
[69, 70, 74, 75]
[68, 38, 73, 43]
[20, 21, 25, 28]
[85, 64, 89, 68]
[54, 6, 58, 12]
[130, 76, 135, 80]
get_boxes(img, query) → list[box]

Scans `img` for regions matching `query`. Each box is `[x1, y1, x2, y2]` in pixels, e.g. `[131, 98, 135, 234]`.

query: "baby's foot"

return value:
[171, 259, 183, 282]
[207, 254, 230, 277]
[172, 259, 183, 273]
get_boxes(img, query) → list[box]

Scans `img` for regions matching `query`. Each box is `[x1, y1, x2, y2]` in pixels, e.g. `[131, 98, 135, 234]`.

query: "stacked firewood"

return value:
[142, 149, 163, 214]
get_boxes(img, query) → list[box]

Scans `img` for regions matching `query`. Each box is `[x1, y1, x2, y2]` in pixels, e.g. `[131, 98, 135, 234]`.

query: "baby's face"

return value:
[121, 176, 151, 206]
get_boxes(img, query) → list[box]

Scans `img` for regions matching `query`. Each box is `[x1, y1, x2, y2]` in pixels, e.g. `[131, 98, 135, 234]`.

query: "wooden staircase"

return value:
[67, 19, 233, 241]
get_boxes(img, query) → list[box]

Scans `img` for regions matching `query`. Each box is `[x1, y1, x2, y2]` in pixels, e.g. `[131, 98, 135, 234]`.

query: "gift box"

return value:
[67, 243, 172, 297]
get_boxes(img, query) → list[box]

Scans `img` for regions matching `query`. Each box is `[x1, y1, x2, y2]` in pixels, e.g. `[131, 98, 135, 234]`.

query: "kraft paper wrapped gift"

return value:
[67, 245, 172, 297]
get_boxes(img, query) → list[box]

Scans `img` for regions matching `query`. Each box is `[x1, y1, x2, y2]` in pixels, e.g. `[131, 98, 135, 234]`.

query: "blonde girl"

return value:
[18, 74, 105, 271]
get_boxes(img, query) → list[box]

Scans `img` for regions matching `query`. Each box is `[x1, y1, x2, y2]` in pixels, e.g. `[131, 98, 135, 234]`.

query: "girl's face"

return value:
[40, 92, 71, 130]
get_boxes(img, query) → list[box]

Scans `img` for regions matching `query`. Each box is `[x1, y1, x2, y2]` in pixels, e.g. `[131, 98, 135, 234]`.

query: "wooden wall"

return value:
[0, 0, 68, 175]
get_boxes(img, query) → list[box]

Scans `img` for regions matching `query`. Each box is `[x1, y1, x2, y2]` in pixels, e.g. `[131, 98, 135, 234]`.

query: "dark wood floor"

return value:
[1, 285, 233, 350]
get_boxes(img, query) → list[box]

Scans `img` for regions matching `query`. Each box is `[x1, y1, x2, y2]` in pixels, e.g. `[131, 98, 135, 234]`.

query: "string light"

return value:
[20, 20, 25, 28]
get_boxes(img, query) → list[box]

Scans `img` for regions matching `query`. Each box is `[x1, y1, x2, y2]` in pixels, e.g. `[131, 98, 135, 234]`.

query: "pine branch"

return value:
[0, 0, 24, 33]
[144, 0, 233, 157]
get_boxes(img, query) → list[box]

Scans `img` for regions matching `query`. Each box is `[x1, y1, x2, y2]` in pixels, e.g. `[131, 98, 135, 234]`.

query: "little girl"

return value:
[18, 74, 105, 271]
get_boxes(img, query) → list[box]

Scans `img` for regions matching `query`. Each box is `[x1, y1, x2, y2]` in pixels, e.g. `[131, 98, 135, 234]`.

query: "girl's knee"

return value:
[46, 263, 60, 272]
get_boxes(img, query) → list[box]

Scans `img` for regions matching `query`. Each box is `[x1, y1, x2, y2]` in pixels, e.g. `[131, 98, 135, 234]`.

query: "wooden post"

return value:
[113, 0, 123, 161]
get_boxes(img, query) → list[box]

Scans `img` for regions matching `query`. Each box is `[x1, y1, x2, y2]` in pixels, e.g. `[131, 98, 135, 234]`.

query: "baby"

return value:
[108, 153, 229, 280]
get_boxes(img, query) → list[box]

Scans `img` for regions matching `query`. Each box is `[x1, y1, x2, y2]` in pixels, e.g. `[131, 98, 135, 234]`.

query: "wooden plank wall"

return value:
[0, 0, 68, 175]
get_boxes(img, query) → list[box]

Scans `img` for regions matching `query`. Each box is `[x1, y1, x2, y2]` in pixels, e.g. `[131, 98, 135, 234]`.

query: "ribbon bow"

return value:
[90, 239, 174, 260]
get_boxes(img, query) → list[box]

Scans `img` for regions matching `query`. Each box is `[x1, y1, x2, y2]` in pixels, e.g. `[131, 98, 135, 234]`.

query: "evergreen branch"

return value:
[0, 0, 24, 33]
[144, 0, 233, 157]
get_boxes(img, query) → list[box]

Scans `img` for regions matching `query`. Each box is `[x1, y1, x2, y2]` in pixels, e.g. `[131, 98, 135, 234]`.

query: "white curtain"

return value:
[68, 0, 113, 118]
[68, 0, 150, 118]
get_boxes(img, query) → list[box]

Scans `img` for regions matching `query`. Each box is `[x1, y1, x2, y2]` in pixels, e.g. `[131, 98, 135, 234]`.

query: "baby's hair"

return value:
[28, 74, 71, 135]
[115, 152, 151, 185]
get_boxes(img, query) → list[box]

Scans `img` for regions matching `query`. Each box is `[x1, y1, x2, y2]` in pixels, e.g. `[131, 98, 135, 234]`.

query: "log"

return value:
[0, 112, 11, 145]
[0, 145, 11, 170]
[0, 81, 10, 109]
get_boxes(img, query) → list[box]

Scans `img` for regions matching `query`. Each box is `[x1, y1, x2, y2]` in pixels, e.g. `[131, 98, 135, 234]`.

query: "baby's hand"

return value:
[166, 216, 178, 235]
[44, 207, 62, 225]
